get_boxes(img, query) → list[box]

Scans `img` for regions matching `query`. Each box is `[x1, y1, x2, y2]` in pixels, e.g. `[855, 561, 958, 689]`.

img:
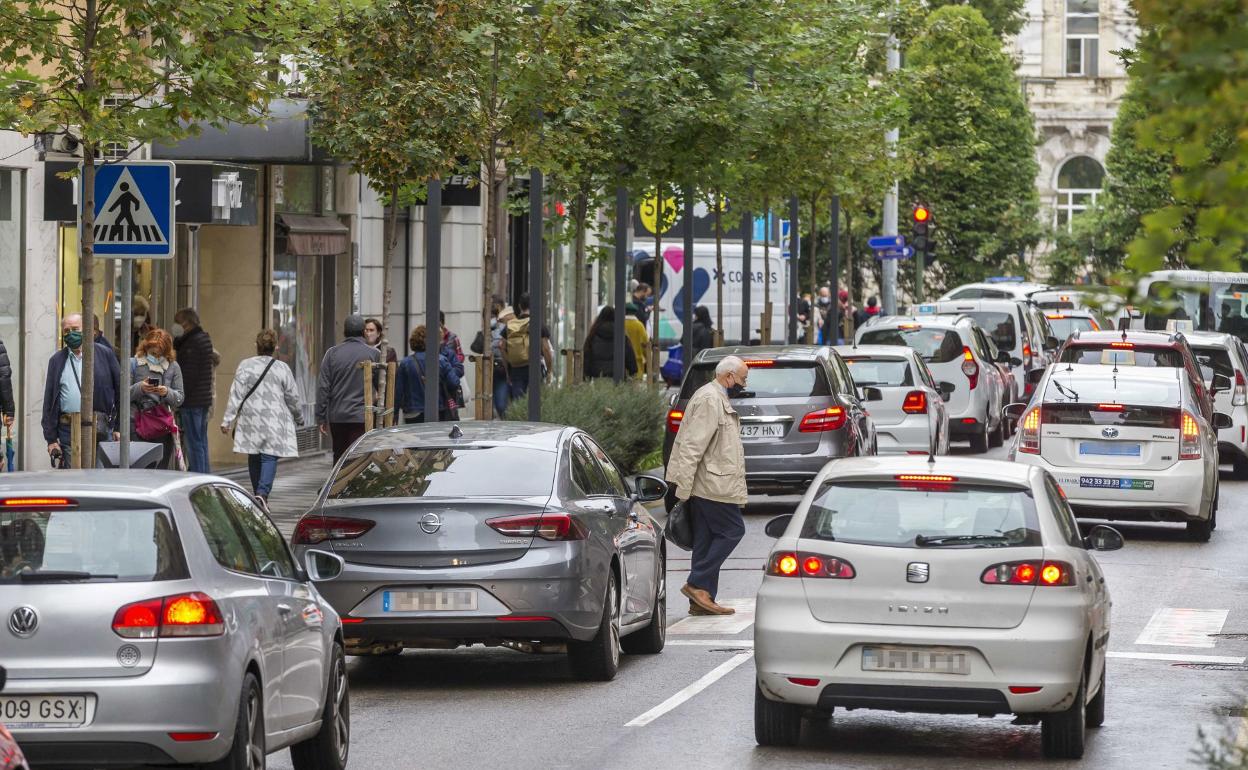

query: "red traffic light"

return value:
[912, 205, 931, 224]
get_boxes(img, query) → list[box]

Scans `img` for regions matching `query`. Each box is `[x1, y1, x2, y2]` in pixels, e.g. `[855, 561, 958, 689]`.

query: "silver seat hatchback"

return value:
[0, 472, 348, 769]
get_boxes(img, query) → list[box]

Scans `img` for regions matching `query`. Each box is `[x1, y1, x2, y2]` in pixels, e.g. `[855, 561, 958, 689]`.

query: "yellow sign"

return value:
[639, 193, 679, 235]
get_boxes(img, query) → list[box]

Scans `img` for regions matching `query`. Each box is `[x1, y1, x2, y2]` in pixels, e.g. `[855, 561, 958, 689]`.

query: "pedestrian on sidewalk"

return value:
[41, 314, 121, 468]
[664, 354, 749, 617]
[172, 308, 217, 473]
[396, 325, 461, 423]
[364, 317, 398, 364]
[500, 293, 554, 404]
[130, 328, 185, 470]
[316, 314, 380, 461]
[690, 305, 714, 362]
[0, 333, 13, 431]
[221, 329, 302, 512]
[583, 306, 637, 380]
[440, 311, 466, 420]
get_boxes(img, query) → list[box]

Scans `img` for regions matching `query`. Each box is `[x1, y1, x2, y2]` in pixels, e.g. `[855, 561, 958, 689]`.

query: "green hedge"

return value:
[505, 379, 668, 474]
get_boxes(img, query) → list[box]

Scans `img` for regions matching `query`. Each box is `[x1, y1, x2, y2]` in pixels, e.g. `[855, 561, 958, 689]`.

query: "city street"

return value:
[265, 447, 1248, 770]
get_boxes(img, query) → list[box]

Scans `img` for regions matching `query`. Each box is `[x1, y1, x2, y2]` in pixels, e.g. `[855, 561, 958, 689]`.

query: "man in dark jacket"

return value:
[316, 315, 380, 460]
[173, 308, 217, 473]
[42, 313, 121, 467]
[0, 334, 13, 428]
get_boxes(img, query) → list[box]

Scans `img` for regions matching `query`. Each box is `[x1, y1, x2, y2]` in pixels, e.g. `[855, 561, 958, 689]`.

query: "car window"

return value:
[584, 438, 628, 497]
[1043, 474, 1083, 548]
[191, 486, 257, 574]
[832, 355, 856, 396]
[1192, 345, 1234, 381]
[679, 362, 831, 399]
[915, 358, 938, 389]
[220, 487, 297, 580]
[843, 357, 914, 387]
[971, 328, 996, 362]
[966, 311, 1017, 352]
[329, 446, 557, 498]
[570, 437, 611, 496]
[1046, 315, 1098, 339]
[859, 327, 965, 364]
[1060, 344, 1183, 368]
[949, 288, 982, 299]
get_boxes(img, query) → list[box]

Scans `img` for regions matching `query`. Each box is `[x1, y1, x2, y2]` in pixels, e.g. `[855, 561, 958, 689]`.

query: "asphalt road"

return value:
[270, 445, 1248, 770]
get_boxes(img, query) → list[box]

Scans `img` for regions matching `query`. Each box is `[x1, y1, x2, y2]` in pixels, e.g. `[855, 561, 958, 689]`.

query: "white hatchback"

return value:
[754, 456, 1122, 759]
[835, 345, 951, 455]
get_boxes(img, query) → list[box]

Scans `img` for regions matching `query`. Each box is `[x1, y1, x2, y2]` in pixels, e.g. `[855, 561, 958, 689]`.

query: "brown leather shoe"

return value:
[708, 600, 736, 616]
[688, 602, 716, 617]
[680, 584, 718, 614]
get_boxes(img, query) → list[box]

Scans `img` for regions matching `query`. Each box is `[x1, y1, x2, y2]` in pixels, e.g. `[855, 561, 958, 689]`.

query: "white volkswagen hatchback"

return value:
[754, 456, 1123, 759]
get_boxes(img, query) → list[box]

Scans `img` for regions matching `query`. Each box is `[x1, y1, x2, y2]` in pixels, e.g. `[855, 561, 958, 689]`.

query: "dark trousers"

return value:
[329, 423, 365, 461]
[248, 453, 278, 498]
[687, 496, 745, 599]
[179, 406, 210, 473]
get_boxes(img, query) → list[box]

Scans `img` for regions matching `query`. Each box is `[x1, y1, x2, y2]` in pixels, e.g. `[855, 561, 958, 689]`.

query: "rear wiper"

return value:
[15, 570, 118, 582]
[915, 534, 1011, 547]
[1051, 380, 1080, 402]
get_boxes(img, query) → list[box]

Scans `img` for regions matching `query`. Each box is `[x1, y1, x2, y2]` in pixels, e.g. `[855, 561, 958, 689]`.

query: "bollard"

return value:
[361, 361, 374, 432]
[384, 361, 397, 427]
[69, 415, 81, 469]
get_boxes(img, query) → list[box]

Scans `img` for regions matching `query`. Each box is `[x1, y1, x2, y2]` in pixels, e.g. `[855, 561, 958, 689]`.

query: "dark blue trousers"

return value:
[687, 496, 746, 599]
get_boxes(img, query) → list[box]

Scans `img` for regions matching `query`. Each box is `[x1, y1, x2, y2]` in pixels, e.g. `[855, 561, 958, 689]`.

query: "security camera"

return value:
[52, 133, 80, 155]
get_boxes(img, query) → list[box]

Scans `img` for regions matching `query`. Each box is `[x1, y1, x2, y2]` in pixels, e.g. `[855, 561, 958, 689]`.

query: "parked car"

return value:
[754, 455, 1123, 758]
[1045, 310, 1105, 342]
[915, 299, 1057, 399]
[856, 316, 1009, 453]
[938, 280, 1050, 302]
[0, 473, 349, 769]
[0, 668, 29, 770]
[834, 345, 951, 456]
[1056, 329, 1214, 418]
[663, 346, 878, 495]
[1185, 331, 1248, 478]
[293, 422, 668, 682]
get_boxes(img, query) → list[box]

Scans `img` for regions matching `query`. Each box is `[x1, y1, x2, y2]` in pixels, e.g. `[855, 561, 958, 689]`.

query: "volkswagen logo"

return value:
[906, 563, 930, 583]
[8, 606, 38, 638]
[419, 512, 443, 534]
[1102, 427, 1120, 439]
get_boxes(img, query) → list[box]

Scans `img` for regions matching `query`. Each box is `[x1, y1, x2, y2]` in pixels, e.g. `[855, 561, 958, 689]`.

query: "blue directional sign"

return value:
[868, 235, 905, 250]
[874, 246, 915, 261]
[85, 161, 176, 259]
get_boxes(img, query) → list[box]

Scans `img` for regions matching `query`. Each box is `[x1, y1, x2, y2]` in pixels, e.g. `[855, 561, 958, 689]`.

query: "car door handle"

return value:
[277, 603, 293, 614]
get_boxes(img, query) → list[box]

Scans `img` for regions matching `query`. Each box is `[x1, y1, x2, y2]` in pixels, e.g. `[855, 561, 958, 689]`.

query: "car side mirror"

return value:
[859, 386, 883, 402]
[669, 393, 679, 408]
[996, 350, 1010, 364]
[1213, 412, 1234, 430]
[1026, 368, 1046, 386]
[1002, 402, 1028, 424]
[1045, 336, 1060, 351]
[630, 474, 668, 504]
[1084, 524, 1125, 552]
[1009, 356, 1024, 367]
[1211, 373, 1233, 394]
[764, 514, 793, 538]
[304, 549, 345, 582]
[937, 381, 956, 402]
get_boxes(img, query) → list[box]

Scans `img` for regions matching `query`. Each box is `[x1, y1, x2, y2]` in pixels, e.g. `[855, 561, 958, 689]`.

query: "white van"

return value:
[1126, 270, 1248, 342]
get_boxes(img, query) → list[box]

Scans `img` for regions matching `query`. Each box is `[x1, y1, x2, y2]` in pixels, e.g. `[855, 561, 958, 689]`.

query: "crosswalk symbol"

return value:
[85, 161, 176, 259]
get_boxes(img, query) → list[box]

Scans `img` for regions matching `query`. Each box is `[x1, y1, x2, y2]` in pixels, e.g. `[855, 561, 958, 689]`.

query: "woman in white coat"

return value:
[220, 329, 303, 511]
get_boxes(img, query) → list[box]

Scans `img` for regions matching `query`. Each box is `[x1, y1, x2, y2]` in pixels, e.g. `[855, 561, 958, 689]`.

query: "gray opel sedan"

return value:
[292, 422, 669, 682]
[0, 472, 349, 770]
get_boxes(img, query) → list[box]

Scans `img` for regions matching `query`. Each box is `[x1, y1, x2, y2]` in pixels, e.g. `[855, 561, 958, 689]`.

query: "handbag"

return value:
[664, 499, 694, 551]
[230, 358, 277, 437]
[134, 404, 177, 441]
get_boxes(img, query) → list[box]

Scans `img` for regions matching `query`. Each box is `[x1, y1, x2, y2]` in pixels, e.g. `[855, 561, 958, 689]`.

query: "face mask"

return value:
[145, 354, 164, 367]
[726, 382, 746, 399]
[172, 325, 185, 339]
[132, 315, 145, 330]
[817, 297, 831, 307]
[63, 330, 83, 350]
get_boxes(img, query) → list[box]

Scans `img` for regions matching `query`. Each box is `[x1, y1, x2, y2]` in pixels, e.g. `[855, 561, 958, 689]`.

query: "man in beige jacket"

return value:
[666, 355, 749, 616]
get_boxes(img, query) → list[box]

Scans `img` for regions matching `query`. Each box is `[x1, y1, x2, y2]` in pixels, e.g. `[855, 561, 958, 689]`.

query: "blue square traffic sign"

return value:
[84, 161, 176, 259]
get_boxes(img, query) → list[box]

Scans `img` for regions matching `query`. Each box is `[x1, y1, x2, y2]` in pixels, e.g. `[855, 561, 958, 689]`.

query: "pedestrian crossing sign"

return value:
[84, 161, 175, 258]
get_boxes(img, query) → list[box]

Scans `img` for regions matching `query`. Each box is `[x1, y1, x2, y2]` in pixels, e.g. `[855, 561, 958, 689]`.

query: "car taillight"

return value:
[961, 347, 979, 390]
[766, 552, 854, 579]
[1023, 343, 1033, 367]
[1019, 407, 1041, 454]
[667, 409, 684, 433]
[1235, 371, 1247, 407]
[1180, 410, 1202, 459]
[292, 516, 375, 545]
[902, 391, 928, 414]
[113, 593, 225, 638]
[981, 560, 1073, 586]
[486, 512, 588, 541]
[799, 406, 847, 432]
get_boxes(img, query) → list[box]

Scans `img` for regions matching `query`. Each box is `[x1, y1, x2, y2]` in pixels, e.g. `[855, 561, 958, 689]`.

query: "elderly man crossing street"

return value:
[665, 354, 749, 616]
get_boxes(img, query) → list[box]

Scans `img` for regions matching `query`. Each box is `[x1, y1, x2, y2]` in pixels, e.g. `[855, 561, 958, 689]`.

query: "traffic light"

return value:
[911, 204, 936, 265]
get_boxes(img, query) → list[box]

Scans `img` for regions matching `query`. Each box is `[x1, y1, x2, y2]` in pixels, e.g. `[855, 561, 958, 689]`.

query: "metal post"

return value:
[829, 195, 841, 343]
[881, 29, 901, 316]
[119, 259, 133, 468]
[916, 217, 926, 304]
[788, 197, 799, 344]
[682, 186, 694, 376]
[527, 169, 543, 421]
[741, 212, 752, 345]
[613, 186, 628, 383]
[424, 179, 442, 423]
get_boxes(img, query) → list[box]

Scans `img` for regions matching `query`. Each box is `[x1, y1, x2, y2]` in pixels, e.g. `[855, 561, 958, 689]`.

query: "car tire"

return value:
[1233, 454, 1248, 481]
[621, 553, 666, 655]
[1188, 510, 1214, 541]
[290, 644, 350, 770]
[1086, 662, 1106, 728]
[988, 418, 1004, 448]
[969, 425, 989, 454]
[1040, 673, 1086, 759]
[754, 682, 802, 747]
[568, 571, 621, 681]
[206, 671, 264, 770]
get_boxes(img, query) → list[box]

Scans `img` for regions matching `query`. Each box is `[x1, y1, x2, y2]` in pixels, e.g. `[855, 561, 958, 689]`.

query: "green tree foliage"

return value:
[928, 0, 1026, 37]
[903, 5, 1041, 291]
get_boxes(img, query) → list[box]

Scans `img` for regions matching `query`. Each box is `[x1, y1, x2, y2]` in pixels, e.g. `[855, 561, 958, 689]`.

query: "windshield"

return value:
[860, 328, 964, 364]
[843, 357, 913, 387]
[330, 446, 557, 499]
[0, 508, 187, 583]
[1047, 316, 1098, 339]
[965, 311, 1017, 352]
[1210, 284, 1248, 338]
[679, 362, 829, 399]
[1060, 344, 1183, 368]
[800, 482, 1040, 548]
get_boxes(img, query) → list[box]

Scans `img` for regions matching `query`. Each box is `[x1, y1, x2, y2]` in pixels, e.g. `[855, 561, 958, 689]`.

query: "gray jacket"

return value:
[130, 359, 185, 415]
[315, 337, 380, 425]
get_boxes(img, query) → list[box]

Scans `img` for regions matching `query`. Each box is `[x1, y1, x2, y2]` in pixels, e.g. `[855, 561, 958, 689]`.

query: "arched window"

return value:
[1055, 156, 1105, 231]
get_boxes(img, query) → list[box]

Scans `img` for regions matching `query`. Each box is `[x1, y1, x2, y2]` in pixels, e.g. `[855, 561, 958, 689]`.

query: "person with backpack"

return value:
[396, 325, 461, 423]
[499, 293, 554, 404]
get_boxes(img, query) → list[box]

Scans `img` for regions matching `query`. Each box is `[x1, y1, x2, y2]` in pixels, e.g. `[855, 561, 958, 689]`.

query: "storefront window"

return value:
[272, 251, 322, 429]
[0, 170, 21, 437]
[275, 165, 319, 214]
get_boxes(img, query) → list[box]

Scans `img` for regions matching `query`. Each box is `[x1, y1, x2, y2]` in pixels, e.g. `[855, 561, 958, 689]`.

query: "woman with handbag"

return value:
[220, 329, 303, 512]
[396, 325, 461, 424]
[130, 328, 185, 470]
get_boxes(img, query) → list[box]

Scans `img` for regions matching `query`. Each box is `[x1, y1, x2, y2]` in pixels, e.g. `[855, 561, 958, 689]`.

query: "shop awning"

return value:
[279, 213, 349, 256]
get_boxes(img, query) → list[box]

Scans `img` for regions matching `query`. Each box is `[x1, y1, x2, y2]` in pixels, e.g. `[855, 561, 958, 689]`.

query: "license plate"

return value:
[862, 646, 969, 675]
[740, 423, 785, 439]
[1079, 476, 1154, 490]
[1079, 441, 1141, 457]
[383, 589, 477, 612]
[0, 695, 89, 728]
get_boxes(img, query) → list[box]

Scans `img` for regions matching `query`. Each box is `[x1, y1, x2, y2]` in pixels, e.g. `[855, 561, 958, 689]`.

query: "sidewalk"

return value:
[220, 454, 333, 536]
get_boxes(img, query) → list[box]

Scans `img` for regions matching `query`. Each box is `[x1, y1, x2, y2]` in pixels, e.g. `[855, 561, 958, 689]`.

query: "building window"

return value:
[1055, 156, 1105, 231]
[1065, 0, 1099, 77]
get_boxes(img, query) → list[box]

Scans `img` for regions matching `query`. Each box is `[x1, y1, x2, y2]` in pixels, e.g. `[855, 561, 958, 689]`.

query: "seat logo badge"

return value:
[420, 512, 443, 534]
[907, 563, 930, 583]
[1102, 427, 1120, 439]
[8, 606, 38, 638]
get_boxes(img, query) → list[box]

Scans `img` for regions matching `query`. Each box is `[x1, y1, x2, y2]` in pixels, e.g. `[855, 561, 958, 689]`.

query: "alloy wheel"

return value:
[333, 656, 350, 762]
[246, 689, 264, 770]
[609, 577, 621, 670]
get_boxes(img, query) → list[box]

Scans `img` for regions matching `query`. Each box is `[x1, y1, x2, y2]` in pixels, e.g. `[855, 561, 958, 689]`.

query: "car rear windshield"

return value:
[1192, 346, 1235, 380]
[859, 328, 965, 364]
[1041, 403, 1180, 428]
[1059, 344, 1184, 368]
[800, 482, 1040, 548]
[330, 446, 557, 499]
[1046, 316, 1098, 339]
[679, 362, 830, 399]
[843, 357, 913, 387]
[0, 508, 188, 583]
[1044, 375, 1181, 408]
[965, 311, 1017, 352]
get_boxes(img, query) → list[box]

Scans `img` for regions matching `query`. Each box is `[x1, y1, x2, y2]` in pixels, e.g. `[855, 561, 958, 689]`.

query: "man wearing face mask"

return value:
[665, 355, 749, 616]
[42, 313, 121, 468]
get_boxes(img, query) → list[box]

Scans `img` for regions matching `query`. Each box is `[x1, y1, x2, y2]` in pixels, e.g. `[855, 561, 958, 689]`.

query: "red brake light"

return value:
[292, 516, 376, 545]
[1234, 371, 1247, 407]
[802, 556, 823, 575]
[1110, 341, 1134, 349]
[1009, 686, 1043, 695]
[799, 406, 847, 432]
[961, 347, 979, 389]
[169, 732, 218, 742]
[1180, 410, 1202, 460]
[1096, 403, 1124, 412]
[487, 513, 588, 541]
[981, 560, 1073, 586]
[2, 497, 73, 508]
[788, 677, 821, 687]
[112, 598, 162, 639]
[745, 359, 775, 367]
[902, 391, 928, 414]
[1046, 314, 1066, 320]
[768, 552, 854, 579]
[1019, 407, 1041, 454]
[667, 409, 684, 433]
[898, 323, 921, 330]
[113, 593, 224, 638]
[895, 474, 957, 483]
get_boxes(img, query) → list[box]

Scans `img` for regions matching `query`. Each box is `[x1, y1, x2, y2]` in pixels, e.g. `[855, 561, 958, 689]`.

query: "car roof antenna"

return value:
[449, 424, 464, 439]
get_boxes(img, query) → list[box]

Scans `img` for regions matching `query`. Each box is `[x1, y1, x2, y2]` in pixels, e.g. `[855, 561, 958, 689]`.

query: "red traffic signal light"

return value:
[912, 205, 931, 224]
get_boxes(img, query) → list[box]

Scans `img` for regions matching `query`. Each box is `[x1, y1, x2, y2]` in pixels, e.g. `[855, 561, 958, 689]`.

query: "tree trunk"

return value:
[572, 189, 589, 384]
[762, 198, 771, 345]
[808, 194, 819, 344]
[378, 183, 400, 425]
[844, 209, 855, 340]
[481, 151, 499, 419]
[79, 148, 97, 469]
[714, 189, 723, 346]
[651, 183, 662, 384]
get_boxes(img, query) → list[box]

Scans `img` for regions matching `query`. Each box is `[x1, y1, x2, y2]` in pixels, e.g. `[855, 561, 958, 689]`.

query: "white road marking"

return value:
[625, 652, 754, 727]
[1133, 608, 1229, 648]
[667, 598, 755, 635]
[667, 639, 755, 647]
[1107, 651, 1245, 664]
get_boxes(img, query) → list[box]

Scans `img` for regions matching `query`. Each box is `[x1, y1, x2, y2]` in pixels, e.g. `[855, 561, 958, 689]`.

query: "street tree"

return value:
[0, 0, 322, 467]
[928, 0, 1026, 37]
